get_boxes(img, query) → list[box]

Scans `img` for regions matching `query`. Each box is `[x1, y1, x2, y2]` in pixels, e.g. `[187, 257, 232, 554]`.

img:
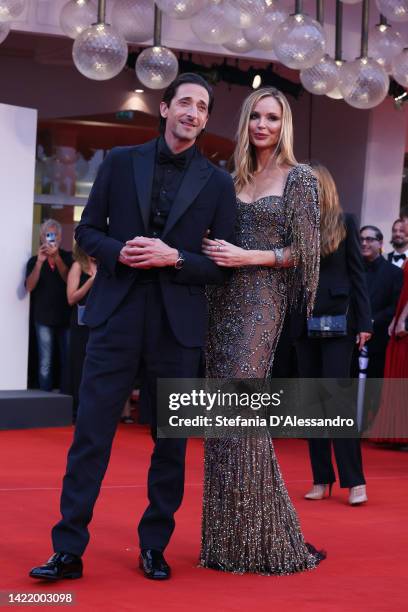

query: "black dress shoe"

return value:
[29, 552, 83, 581]
[139, 549, 171, 580]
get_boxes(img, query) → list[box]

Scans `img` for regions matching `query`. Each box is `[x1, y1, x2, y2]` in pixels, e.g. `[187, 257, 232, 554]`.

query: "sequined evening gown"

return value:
[200, 165, 324, 575]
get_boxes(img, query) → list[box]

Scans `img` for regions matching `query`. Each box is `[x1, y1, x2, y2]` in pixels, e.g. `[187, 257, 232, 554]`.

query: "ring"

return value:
[217, 245, 222, 252]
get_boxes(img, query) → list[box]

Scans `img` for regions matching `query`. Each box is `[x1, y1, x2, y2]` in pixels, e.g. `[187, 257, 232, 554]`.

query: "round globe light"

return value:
[223, 0, 265, 29]
[191, 2, 235, 45]
[272, 13, 326, 70]
[60, 0, 96, 40]
[392, 48, 408, 86]
[112, 0, 154, 44]
[223, 28, 254, 53]
[0, 0, 26, 22]
[375, 0, 408, 23]
[339, 57, 389, 109]
[73, 22, 128, 81]
[244, 0, 288, 51]
[300, 54, 339, 95]
[136, 46, 179, 89]
[369, 24, 403, 72]
[0, 19, 10, 42]
[155, 0, 205, 20]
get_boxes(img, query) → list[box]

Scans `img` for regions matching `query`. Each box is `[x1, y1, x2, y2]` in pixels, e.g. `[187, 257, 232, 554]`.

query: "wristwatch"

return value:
[175, 250, 185, 270]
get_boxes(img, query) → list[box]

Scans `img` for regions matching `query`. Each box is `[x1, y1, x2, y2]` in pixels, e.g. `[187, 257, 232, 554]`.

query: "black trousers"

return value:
[295, 334, 366, 489]
[52, 283, 202, 556]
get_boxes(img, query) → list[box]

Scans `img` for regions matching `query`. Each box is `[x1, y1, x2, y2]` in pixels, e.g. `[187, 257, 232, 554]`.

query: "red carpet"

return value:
[0, 426, 406, 611]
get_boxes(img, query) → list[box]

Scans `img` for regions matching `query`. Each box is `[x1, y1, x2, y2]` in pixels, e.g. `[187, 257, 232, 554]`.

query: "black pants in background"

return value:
[295, 334, 366, 489]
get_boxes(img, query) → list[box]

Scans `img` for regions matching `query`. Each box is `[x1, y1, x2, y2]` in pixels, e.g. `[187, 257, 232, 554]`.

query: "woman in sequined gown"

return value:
[200, 88, 325, 575]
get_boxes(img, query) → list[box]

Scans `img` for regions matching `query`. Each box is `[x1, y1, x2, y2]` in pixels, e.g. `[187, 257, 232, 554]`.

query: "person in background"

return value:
[25, 219, 72, 392]
[370, 208, 408, 445]
[66, 244, 96, 422]
[293, 163, 372, 506]
[387, 218, 408, 268]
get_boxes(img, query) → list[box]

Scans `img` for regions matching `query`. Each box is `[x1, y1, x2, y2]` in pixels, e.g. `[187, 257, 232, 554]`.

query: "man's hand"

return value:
[44, 243, 59, 259]
[119, 237, 178, 269]
[37, 245, 48, 263]
[356, 332, 372, 351]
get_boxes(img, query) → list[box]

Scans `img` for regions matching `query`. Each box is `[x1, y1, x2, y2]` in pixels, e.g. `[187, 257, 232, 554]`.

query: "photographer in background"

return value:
[25, 219, 72, 392]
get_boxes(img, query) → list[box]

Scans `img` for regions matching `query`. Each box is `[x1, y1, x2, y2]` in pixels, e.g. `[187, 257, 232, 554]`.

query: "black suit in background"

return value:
[51, 138, 237, 556]
[294, 213, 373, 488]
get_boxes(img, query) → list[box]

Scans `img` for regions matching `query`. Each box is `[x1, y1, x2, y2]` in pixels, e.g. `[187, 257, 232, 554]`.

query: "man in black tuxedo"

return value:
[360, 225, 403, 379]
[30, 73, 237, 581]
[387, 218, 408, 268]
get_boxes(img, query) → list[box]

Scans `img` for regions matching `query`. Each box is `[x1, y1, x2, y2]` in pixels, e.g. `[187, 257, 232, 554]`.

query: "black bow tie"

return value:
[393, 253, 406, 262]
[158, 150, 187, 170]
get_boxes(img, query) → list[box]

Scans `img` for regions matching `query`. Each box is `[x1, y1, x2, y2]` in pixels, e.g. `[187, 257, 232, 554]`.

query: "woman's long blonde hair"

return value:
[233, 87, 298, 193]
[311, 162, 346, 257]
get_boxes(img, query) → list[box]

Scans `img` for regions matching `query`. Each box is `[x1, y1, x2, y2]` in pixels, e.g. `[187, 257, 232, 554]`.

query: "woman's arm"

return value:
[202, 238, 293, 268]
[67, 262, 95, 306]
[395, 299, 408, 337]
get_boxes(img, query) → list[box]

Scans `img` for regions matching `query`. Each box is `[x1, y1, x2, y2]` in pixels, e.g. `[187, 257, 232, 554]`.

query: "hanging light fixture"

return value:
[300, 1, 339, 95]
[60, 0, 96, 40]
[272, 0, 326, 70]
[223, 0, 265, 29]
[135, 5, 179, 90]
[375, 0, 408, 23]
[326, 0, 345, 99]
[72, 0, 128, 81]
[223, 28, 254, 54]
[392, 47, 408, 86]
[244, 0, 288, 51]
[111, 0, 154, 44]
[0, 0, 26, 22]
[369, 14, 403, 72]
[155, 0, 205, 20]
[191, 0, 234, 45]
[0, 20, 10, 42]
[339, 0, 390, 109]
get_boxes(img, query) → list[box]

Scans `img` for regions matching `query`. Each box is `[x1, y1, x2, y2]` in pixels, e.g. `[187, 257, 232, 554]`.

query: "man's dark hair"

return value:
[158, 72, 214, 135]
[360, 225, 383, 241]
[392, 218, 403, 230]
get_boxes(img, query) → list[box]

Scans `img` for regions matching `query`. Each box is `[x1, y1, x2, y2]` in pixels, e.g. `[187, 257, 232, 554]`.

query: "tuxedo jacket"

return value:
[365, 256, 403, 355]
[292, 213, 373, 338]
[75, 139, 237, 348]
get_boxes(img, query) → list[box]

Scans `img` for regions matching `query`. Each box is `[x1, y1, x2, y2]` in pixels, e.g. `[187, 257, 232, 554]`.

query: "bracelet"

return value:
[274, 247, 284, 268]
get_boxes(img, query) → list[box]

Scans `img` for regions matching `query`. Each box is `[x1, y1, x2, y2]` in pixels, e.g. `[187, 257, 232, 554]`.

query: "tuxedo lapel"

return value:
[131, 139, 157, 233]
[162, 152, 214, 239]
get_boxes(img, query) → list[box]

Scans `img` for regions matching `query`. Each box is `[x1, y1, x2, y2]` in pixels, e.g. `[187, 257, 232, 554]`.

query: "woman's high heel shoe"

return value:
[304, 483, 333, 500]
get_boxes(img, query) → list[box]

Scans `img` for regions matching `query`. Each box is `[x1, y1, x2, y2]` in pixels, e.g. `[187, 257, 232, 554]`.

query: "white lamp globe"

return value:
[392, 48, 408, 86]
[300, 54, 339, 95]
[60, 0, 96, 40]
[191, 1, 235, 45]
[272, 13, 326, 70]
[339, 57, 389, 109]
[155, 0, 205, 20]
[369, 23, 403, 72]
[375, 0, 408, 23]
[73, 22, 128, 80]
[136, 46, 179, 90]
[0, 0, 26, 22]
[223, 0, 265, 29]
[112, 0, 154, 44]
[244, 0, 288, 51]
[223, 28, 254, 53]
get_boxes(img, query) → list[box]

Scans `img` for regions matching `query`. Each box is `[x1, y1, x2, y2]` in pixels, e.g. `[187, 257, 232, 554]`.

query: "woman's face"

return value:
[248, 96, 282, 151]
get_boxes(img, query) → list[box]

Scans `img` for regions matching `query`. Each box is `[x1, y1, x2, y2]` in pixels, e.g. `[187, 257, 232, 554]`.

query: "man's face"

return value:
[391, 221, 408, 249]
[360, 228, 382, 262]
[160, 83, 210, 146]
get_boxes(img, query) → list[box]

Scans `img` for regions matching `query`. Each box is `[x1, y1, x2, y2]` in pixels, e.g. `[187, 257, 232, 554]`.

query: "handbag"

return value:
[307, 314, 347, 338]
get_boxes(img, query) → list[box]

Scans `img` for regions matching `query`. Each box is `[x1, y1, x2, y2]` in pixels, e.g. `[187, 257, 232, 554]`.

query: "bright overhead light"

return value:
[252, 74, 262, 89]
[134, 88, 144, 93]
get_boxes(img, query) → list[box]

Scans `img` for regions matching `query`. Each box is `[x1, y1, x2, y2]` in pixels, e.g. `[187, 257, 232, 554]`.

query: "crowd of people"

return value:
[25, 74, 408, 582]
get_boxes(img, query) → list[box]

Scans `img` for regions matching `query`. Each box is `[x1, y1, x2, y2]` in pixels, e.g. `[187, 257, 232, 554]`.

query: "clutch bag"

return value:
[307, 314, 347, 338]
